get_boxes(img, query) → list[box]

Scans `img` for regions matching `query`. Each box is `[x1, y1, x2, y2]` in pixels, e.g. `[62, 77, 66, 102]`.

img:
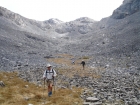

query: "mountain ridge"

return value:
[111, 0, 140, 19]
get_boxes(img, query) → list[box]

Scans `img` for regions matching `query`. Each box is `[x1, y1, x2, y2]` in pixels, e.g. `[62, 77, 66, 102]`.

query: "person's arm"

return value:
[53, 70, 57, 77]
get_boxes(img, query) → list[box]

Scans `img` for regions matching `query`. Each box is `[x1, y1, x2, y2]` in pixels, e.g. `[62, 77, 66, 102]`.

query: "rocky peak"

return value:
[0, 6, 13, 17]
[0, 6, 30, 26]
[111, 0, 140, 19]
[75, 17, 95, 23]
[123, 0, 133, 4]
[0, 6, 24, 20]
[44, 18, 63, 25]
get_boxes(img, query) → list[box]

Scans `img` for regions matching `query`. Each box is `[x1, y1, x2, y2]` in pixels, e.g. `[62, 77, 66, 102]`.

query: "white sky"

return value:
[0, 0, 124, 22]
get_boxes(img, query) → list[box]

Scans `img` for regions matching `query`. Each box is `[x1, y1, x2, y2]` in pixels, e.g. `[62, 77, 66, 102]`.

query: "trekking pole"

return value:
[43, 78, 45, 104]
[53, 77, 55, 94]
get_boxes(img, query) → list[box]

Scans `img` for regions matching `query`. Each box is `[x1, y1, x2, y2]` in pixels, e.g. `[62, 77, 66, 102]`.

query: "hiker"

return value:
[43, 64, 57, 97]
[72, 60, 75, 64]
[81, 60, 85, 70]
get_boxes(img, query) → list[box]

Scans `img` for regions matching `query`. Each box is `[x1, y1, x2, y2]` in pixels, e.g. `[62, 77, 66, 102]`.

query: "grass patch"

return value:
[0, 71, 83, 105]
[47, 54, 102, 79]
[81, 56, 90, 59]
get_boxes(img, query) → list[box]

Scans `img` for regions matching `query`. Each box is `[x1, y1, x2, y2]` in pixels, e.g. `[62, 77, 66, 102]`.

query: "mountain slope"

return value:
[0, 0, 140, 70]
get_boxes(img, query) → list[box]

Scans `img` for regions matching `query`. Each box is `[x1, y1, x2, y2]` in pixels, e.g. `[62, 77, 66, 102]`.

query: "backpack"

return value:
[46, 69, 54, 77]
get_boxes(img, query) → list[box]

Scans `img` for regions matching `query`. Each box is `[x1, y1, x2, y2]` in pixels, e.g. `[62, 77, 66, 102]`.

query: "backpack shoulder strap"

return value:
[52, 69, 54, 75]
[46, 69, 54, 74]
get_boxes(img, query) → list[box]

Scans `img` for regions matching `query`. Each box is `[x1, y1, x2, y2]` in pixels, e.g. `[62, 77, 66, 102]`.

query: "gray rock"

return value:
[86, 97, 99, 102]
[0, 81, 5, 87]
[83, 102, 90, 105]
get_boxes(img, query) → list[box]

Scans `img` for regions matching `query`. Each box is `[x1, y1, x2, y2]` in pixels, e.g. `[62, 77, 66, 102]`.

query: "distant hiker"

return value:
[43, 64, 57, 97]
[72, 60, 75, 64]
[81, 60, 85, 70]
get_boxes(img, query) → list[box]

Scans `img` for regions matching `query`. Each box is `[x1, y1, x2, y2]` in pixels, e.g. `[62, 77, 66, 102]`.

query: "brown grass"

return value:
[47, 54, 103, 78]
[0, 72, 83, 105]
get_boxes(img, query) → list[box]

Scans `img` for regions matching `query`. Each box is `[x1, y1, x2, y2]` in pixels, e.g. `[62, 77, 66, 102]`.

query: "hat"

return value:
[47, 64, 52, 67]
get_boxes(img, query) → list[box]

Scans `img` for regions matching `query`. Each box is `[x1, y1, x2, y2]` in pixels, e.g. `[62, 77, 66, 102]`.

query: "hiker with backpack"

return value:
[81, 60, 85, 70]
[43, 64, 57, 97]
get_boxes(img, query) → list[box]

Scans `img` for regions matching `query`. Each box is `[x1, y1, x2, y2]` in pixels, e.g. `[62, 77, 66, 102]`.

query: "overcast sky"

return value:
[0, 0, 124, 22]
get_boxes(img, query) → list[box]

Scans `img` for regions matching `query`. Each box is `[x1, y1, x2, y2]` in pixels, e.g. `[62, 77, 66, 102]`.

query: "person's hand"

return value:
[44, 77, 46, 80]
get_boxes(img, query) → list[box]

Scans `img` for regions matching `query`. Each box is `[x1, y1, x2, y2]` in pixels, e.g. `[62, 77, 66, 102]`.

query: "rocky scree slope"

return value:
[0, 6, 98, 70]
[111, 0, 140, 19]
[0, 0, 140, 71]
[0, 7, 63, 70]
[60, 0, 140, 69]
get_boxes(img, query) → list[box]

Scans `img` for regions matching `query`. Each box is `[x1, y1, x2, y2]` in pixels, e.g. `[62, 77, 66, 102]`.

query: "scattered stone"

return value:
[92, 102, 102, 105]
[24, 97, 30, 101]
[86, 97, 99, 102]
[24, 85, 29, 88]
[83, 102, 90, 105]
[0, 81, 5, 87]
